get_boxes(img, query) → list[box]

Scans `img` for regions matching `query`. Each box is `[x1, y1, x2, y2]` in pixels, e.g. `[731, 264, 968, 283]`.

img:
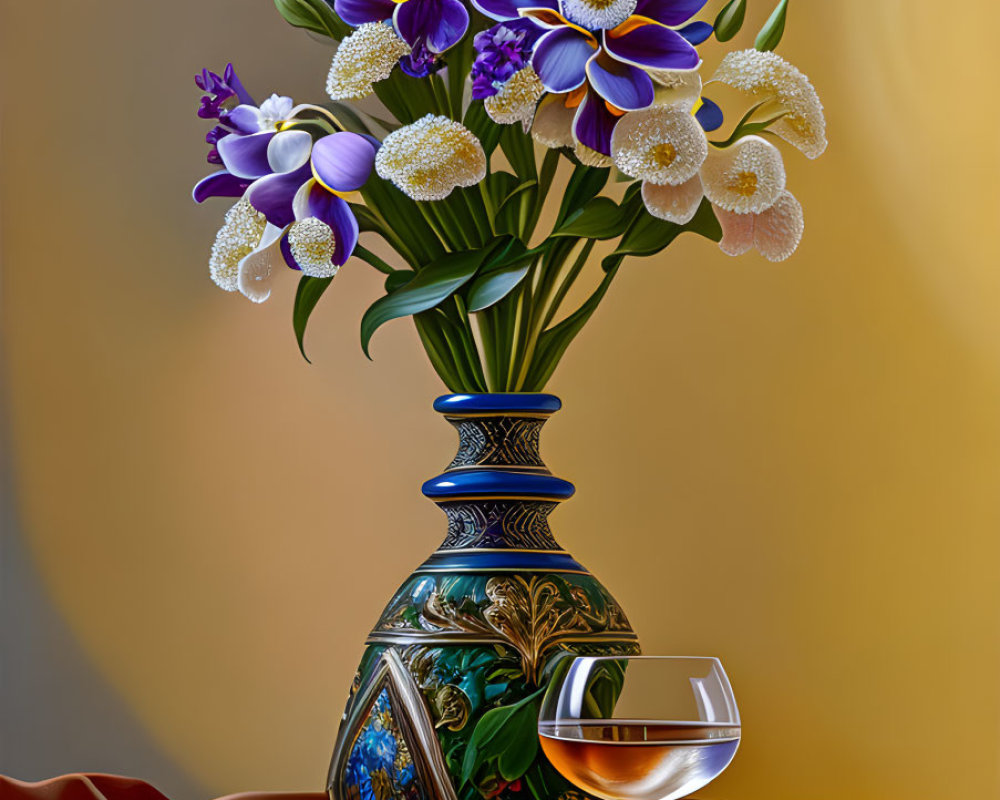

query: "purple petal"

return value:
[603, 23, 700, 71]
[192, 171, 251, 203]
[632, 0, 708, 27]
[532, 28, 595, 93]
[224, 63, 255, 106]
[573, 91, 618, 155]
[311, 132, 377, 193]
[307, 185, 360, 266]
[470, 0, 558, 21]
[225, 105, 263, 134]
[217, 131, 276, 179]
[678, 20, 713, 44]
[246, 163, 311, 227]
[395, 0, 469, 53]
[428, 0, 470, 52]
[335, 0, 396, 25]
[586, 55, 653, 111]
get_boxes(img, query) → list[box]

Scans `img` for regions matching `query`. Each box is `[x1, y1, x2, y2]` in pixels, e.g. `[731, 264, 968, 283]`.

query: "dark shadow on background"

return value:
[0, 367, 206, 800]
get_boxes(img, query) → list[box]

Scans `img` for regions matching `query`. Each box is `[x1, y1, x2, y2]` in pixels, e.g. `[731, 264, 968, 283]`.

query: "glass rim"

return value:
[565, 655, 725, 666]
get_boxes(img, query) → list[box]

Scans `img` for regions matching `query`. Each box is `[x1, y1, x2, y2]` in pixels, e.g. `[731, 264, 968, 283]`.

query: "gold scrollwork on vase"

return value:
[372, 575, 636, 685]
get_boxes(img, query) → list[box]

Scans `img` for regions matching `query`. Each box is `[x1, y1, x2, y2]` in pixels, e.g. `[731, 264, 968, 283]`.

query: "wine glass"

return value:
[538, 656, 740, 800]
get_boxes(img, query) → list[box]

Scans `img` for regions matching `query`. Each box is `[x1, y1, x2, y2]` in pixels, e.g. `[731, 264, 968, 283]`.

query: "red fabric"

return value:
[0, 775, 327, 800]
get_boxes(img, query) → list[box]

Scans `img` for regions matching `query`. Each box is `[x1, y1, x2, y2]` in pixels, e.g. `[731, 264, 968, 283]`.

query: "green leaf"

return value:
[522, 263, 620, 391]
[464, 102, 504, 159]
[466, 257, 532, 312]
[601, 197, 722, 272]
[556, 165, 610, 226]
[384, 270, 415, 292]
[273, 0, 350, 39]
[360, 249, 485, 357]
[353, 245, 396, 275]
[755, 0, 788, 51]
[496, 701, 540, 781]
[714, 0, 746, 42]
[460, 689, 544, 786]
[292, 274, 334, 362]
[496, 179, 538, 215]
[500, 125, 537, 180]
[553, 196, 634, 240]
[709, 101, 789, 148]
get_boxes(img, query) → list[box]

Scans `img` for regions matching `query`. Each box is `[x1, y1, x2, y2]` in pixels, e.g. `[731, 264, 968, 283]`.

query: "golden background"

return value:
[2, 1, 1000, 798]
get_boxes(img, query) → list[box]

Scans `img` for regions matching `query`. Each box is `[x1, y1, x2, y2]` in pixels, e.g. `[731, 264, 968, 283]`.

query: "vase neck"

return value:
[421, 395, 580, 562]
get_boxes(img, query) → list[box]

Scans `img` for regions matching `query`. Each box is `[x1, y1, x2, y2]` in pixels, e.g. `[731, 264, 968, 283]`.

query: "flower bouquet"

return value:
[194, 0, 824, 392]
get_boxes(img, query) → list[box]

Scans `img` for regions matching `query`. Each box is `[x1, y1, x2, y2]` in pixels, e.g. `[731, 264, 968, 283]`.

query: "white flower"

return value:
[287, 217, 339, 278]
[531, 93, 576, 149]
[713, 50, 827, 159]
[485, 66, 545, 126]
[715, 190, 804, 262]
[209, 196, 267, 292]
[375, 115, 487, 201]
[701, 135, 786, 214]
[611, 104, 708, 185]
[641, 175, 704, 225]
[326, 23, 411, 101]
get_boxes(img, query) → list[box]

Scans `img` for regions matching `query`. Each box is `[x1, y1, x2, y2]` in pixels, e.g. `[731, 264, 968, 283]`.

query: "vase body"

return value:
[328, 394, 639, 800]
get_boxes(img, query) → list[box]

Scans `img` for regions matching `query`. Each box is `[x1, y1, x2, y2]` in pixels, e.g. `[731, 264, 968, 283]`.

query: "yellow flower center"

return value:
[728, 170, 758, 197]
[652, 142, 677, 168]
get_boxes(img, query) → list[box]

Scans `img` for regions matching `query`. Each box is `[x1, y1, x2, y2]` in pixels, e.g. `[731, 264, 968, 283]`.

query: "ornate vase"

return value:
[327, 394, 640, 800]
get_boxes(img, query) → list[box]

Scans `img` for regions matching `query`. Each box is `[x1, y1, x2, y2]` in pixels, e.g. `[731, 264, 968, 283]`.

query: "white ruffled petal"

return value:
[701, 135, 786, 214]
[714, 205, 755, 257]
[375, 115, 486, 201]
[713, 49, 827, 159]
[611, 105, 708, 185]
[753, 190, 804, 262]
[641, 175, 704, 224]
[209, 196, 267, 292]
[237, 223, 285, 303]
[531, 93, 576, 149]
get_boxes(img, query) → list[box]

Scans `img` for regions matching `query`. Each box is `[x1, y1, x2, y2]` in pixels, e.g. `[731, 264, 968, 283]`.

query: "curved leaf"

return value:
[293, 274, 334, 362]
[554, 196, 634, 240]
[714, 0, 746, 42]
[384, 270, 415, 292]
[466, 262, 532, 312]
[755, 0, 788, 52]
[601, 197, 721, 272]
[360, 249, 484, 357]
[273, 0, 350, 39]
[557, 165, 610, 226]
[709, 101, 788, 148]
[496, 700, 540, 781]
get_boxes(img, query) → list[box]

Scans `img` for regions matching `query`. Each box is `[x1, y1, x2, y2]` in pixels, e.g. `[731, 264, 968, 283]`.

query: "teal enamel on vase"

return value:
[327, 394, 640, 800]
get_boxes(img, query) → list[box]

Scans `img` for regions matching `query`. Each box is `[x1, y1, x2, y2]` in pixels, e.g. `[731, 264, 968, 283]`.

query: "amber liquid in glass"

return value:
[539, 721, 740, 800]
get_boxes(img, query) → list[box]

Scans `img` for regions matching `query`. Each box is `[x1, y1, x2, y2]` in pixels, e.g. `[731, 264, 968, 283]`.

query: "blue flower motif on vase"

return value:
[345, 687, 425, 800]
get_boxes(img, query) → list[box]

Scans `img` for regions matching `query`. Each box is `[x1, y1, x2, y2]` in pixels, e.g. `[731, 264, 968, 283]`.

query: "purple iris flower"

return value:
[470, 0, 708, 155]
[281, 132, 379, 269]
[470, 19, 543, 99]
[335, 0, 470, 72]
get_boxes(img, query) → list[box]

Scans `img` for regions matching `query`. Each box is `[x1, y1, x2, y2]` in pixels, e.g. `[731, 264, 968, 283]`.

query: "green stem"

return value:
[541, 238, 595, 329]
